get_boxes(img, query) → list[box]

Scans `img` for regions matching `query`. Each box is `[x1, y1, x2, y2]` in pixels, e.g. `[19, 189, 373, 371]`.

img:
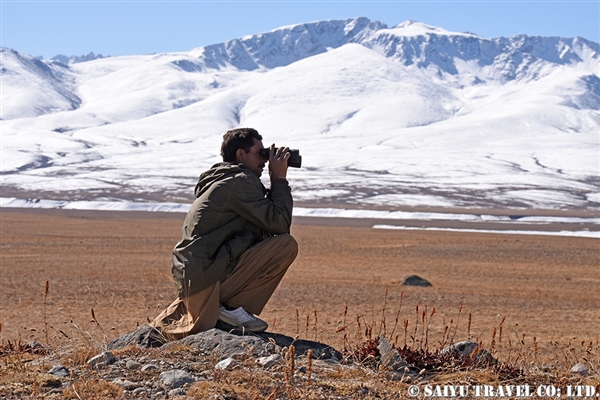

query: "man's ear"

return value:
[235, 148, 245, 164]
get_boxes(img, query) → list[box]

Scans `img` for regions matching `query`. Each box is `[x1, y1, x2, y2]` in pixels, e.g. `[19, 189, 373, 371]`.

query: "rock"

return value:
[87, 351, 116, 368]
[125, 360, 142, 370]
[107, 324, 167, 349]
[112, 322, 342, 362]
[159, 369, 195, 389]
[132, 387, 147, 395]
[570, 363, 590, 376]
[257, 354, 283, 368]
[169, 388, 187, 397]
[166, 328, 275, 359]
[48, 365, 70, 377]
[440, 340, 496, 364]
[141, 363, 160, 372]
[111, 378, 138, 390]
[215, 357, 238, 370]
[117, 358, 130, 366]
[401, 275, 432, 287]
[377, 335, 412, 373]
[257, 331, 342, 360]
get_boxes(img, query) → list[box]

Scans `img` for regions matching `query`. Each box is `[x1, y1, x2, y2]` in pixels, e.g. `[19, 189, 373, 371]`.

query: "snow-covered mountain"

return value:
[50, 52, 106, 65]
[2, 18, 599, 210]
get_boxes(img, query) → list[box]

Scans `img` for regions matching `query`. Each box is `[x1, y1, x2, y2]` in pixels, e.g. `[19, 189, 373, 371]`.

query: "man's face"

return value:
[238, 138, 267, 177]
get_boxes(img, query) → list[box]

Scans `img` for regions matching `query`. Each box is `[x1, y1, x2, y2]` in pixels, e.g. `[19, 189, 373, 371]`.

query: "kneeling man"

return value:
[152, 128, 297, 338]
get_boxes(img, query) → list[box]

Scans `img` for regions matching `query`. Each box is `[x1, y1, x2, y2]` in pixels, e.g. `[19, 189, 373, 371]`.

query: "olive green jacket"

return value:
[171, 162, 293, 297]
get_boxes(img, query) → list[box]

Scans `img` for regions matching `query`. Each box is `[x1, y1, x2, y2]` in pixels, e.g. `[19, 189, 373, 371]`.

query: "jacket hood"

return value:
[194, 162, 246, 198]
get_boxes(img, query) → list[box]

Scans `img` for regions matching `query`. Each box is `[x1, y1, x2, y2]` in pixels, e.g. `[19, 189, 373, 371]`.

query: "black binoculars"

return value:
[259, 148, 302, 168]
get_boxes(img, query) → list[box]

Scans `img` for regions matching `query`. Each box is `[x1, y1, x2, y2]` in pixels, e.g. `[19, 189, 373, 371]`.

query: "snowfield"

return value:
[1, 18, 599, 211]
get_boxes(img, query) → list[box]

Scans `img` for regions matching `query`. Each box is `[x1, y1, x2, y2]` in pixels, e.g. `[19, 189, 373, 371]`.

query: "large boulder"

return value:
[108, 322, 342, 361]
[401, 275, 432, 287]
[165, 328, 275, 358]
[107, 324, 167, 349]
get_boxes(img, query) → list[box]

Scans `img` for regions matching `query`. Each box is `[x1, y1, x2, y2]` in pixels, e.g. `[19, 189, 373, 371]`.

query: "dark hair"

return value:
[220, 128, 262, 162]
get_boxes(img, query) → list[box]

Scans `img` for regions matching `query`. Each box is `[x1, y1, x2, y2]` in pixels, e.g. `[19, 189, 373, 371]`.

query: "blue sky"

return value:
[2, 1, 598, 59]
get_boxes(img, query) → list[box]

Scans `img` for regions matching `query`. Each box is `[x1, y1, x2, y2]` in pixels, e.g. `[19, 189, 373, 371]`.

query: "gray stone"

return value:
[168, 388, 187, 397]
[125, 360, 142, 370]
[111, 378, 138, 390]
[401, 275, 432, 287]
[117, 358, 131, 366]
[48, 365, 70, 377]
[215, 357, 238, 370]
[256, 330, 342, 360]
[215, 320, 342, 360]
[441, 340, 496, 364]
[159, 369, 195, 389]
[570, 363, 590, 376]
[377, 335, 412, 372]
[132, 387, 147, 395]
[165, 328, 276, 359]
[257, 354, 283, 368]
[141, 363, 160, 372]
[87, 351, 116, 368]
[107, 324, 167, 349]
[110, 322, 342, 362]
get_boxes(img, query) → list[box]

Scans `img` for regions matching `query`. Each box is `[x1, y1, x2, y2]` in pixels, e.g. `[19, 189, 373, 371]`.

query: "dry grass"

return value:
[62, 379, 125, 399]
[1, 209, 599, 398]
[0, 313, 599, 398]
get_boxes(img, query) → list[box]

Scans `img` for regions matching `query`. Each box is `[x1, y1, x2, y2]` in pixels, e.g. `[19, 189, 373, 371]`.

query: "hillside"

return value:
[2, 18, 599, 210]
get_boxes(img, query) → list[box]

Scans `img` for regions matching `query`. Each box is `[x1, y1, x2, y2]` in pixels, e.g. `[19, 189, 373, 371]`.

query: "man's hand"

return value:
[268, 144, 290, 182]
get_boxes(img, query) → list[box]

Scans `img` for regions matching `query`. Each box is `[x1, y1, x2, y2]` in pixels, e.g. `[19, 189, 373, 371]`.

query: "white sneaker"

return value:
[218, 306, 268, 332]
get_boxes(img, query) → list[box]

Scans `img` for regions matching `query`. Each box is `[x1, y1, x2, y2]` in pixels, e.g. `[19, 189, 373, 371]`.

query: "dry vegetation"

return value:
[1, 209, 599, 398]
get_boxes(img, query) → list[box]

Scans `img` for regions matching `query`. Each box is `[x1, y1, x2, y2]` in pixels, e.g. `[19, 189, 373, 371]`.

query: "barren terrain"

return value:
[1, 208, 598, 357]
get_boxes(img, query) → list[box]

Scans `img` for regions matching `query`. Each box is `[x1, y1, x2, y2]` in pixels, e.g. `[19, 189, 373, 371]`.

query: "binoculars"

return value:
[259, 148, 302, 168]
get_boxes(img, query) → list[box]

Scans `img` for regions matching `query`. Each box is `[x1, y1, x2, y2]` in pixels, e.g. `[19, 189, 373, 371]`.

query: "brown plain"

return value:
[1, 209, 598, 358]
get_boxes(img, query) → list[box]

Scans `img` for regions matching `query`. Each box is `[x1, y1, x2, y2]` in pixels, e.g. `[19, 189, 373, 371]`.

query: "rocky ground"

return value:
[1, 209, 599, 398]
[1, 322, 597, 399]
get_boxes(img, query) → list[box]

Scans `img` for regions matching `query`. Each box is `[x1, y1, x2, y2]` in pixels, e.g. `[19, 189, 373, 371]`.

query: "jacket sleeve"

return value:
[226, 174, 293, 234]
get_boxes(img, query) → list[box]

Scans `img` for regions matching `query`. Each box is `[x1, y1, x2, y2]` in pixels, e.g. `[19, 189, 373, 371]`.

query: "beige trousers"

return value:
[151, 234, 298, 340]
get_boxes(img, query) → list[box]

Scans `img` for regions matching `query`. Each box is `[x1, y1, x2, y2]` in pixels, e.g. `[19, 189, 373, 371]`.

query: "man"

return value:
[151, 128, 297, 338]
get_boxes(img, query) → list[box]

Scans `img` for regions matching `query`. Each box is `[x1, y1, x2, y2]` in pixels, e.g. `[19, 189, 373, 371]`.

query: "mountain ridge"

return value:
[1, 18, 599, 210]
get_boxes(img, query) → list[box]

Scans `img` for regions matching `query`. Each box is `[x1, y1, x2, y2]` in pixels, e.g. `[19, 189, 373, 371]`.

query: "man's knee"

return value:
[275, 233, 298, 259]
